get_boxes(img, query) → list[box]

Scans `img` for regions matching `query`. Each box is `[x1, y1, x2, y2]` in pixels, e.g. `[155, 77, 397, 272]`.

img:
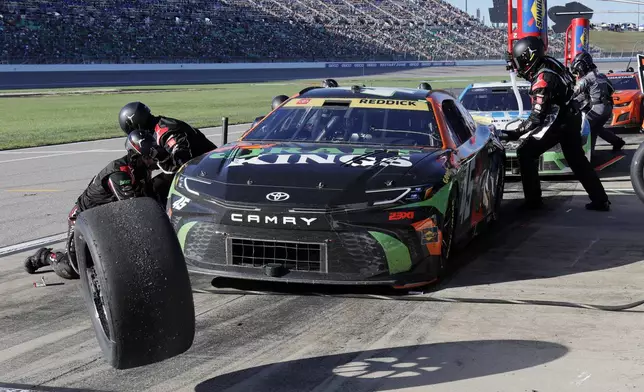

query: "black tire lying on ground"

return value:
[74, 197, 195, 369]
[631, 141, 644, 205]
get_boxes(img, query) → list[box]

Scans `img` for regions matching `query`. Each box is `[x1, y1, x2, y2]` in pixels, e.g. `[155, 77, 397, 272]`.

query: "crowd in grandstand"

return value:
[1, 0, 573, 64]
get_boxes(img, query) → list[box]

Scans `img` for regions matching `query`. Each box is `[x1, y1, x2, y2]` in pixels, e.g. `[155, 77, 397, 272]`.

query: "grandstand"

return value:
[1, 0, 583, 64]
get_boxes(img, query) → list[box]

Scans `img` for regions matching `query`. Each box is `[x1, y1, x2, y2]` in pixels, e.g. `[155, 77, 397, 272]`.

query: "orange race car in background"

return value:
[605, 70, 644, 131]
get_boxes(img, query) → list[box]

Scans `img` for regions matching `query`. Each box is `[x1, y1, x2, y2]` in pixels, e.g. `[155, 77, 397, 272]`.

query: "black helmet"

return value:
[571, 51, 595, 77]
[322, 78, 339, 88]
[118, 102, 153, 135]
[271, 95, 289, 111]
[510, 36, 545, 79]
[418, 82, 432, 90]
[125, 129, 157, 158]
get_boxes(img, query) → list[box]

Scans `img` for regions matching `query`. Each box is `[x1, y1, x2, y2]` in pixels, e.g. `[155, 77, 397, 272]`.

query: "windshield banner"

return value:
[283, 98, 429, 111]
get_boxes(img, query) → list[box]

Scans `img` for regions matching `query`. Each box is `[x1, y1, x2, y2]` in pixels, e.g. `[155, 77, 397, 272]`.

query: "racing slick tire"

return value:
[491, 157, 505, 223]
[630, 141, 644, 204]
[74, 197, 195, 370]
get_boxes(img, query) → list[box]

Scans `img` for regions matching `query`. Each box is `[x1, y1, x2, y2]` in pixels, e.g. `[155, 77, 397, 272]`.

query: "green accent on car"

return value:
[387, 182, 453, 215]
[368, 231, 412, 274]
[177, 221, 198, 251]
[169, 175, 183, 198]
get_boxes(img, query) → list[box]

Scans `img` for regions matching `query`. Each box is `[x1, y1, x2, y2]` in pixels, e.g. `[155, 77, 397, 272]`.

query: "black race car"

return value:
[168, 85, 506, 288]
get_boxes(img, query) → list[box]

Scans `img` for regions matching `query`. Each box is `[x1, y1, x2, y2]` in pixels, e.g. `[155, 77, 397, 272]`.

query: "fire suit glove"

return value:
[150, 145, 170, 162]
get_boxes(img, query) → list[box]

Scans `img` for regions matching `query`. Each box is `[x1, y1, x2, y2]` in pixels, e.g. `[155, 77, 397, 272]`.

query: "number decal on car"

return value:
[172, 196, 190, 211]
[458, 157, 477, 224]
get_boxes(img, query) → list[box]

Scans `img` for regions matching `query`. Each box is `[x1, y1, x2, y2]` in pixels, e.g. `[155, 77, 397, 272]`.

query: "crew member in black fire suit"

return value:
[118, 102, 217, 206]
[504, 36, 610, 211]
[23, 131, 159, 279]
[571, 50, 625, 157]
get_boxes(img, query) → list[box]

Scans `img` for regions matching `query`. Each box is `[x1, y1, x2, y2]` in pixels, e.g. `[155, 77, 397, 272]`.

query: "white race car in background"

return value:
[459, 81, 592, 175]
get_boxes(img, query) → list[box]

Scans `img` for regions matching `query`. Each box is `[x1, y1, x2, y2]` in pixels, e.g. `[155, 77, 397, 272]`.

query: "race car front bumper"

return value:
[174, 218, 440, 287]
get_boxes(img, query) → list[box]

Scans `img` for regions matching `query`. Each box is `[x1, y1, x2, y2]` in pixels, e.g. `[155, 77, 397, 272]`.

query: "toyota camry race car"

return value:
[167, 85, 505, 288]
[606, 71, 644, 130]
[459, 81, 592, 175]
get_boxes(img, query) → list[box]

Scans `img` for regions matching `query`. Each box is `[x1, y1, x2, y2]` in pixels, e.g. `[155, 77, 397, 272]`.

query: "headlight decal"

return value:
[386, 182, 452, 215]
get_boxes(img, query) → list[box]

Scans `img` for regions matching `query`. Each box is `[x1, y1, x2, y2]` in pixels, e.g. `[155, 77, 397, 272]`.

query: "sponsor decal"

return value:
[442, 172, 450, 184]
[412, 215, 442, 256]
[209, 146, 425, 160]
[227, 154, 413, 167]
[283, 98, 427, 111]
[325, 61, 456, 68]
[531, 0, 544, 30]
[575, 25, 589, 51]
[357, 99, 417, 107]
[172, 196, 190, 211]
[388, 211, 415, 221]
[266, 192, 290, 202]
[118, 179, 131, 185]
[230, 213, 317, 226]
[421, 226, 439, 244]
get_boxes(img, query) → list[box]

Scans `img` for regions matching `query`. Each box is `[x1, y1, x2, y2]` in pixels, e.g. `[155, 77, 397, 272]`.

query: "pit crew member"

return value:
[24, 131, 159, 279]
[571, 51, 625, 156]
[505, 36, 610, 211]
[118, 101, 217, 205]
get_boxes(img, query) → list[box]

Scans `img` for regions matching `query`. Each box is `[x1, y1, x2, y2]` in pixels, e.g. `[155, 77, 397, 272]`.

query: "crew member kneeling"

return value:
[24, 131, 159, 279]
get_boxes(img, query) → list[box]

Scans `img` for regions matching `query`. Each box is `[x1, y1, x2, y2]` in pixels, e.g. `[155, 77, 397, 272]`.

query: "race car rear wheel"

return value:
[491, 157, 505, 222]
[630, 141, 644, 204]
[74, 197, 195, 370]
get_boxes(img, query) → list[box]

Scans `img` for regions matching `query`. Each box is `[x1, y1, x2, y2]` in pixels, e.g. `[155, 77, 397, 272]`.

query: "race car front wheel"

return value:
[74, 197, 195, 369]
[630, 141, 644, 204]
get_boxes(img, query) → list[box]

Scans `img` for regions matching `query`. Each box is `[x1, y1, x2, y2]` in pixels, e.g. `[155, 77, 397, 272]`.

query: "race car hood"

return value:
[612, 90, 639, 104]
[179, 141, 448, 208]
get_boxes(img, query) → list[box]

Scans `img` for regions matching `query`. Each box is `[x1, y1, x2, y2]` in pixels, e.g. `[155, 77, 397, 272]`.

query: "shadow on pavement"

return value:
[439, 191, 644, 289]
[194, 340, 568, 392]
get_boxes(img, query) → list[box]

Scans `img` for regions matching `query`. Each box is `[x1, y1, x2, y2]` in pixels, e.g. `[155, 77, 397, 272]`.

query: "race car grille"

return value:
[229, 238, 326, 272]
[183, 221, 226, 265]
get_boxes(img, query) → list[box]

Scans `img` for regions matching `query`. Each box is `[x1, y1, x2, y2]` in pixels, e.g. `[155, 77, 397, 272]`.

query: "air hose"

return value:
[192, 287, 644, 312]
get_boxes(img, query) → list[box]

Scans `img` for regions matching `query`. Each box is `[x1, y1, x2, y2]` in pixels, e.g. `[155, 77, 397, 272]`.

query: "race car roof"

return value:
[467, 80, 531, 88]
[299, 86, 431, 101]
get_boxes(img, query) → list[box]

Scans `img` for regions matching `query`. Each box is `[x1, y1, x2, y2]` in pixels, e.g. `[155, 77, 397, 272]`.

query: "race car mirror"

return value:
[638, 54, 644, 94]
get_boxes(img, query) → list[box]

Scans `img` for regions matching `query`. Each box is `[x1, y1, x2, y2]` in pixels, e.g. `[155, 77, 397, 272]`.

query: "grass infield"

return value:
[0, 75, 504, 150]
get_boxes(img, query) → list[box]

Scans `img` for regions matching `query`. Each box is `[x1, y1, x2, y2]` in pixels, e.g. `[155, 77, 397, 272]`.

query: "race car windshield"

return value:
[607, 75, 638, 90]
[460, 87, 531, 112]
[244, 100, 442, 147]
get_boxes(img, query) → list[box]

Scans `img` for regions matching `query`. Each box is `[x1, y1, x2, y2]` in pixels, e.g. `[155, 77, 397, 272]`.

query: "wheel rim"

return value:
[87, 266, 111, 341]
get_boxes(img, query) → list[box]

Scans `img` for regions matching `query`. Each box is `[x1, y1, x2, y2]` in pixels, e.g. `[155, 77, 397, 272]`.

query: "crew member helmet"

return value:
[510, 36, 545, 79]
[118, 102, 153, 135]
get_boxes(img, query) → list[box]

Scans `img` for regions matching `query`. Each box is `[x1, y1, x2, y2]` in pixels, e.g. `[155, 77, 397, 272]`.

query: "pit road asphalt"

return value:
[2, 64, 644, 391]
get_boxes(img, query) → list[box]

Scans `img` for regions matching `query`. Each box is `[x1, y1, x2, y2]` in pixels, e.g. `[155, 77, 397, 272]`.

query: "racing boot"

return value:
[586, 200, 611, 212]
[24, 247, 53, 274]
[49, 251, 80, 280]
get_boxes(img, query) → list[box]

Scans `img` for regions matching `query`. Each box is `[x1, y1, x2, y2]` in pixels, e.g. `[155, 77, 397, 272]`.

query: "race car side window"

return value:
[455, 101, 477, 135]
[441, 99, 473, 145]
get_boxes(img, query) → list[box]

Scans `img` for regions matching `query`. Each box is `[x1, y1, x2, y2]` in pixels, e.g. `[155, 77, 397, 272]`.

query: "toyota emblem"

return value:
[266, 192, 290, 202]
